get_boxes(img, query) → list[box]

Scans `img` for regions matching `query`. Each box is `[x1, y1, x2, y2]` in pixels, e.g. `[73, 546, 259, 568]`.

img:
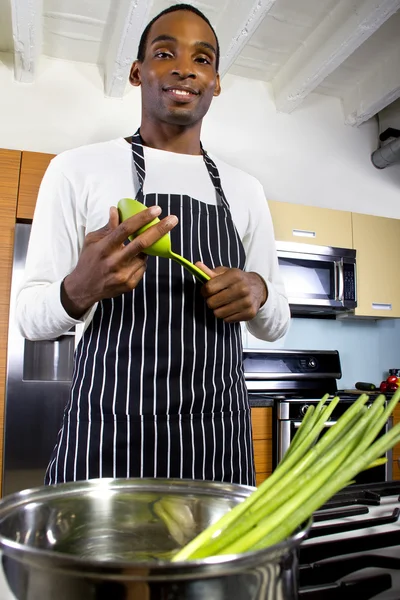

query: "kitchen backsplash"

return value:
[242, 317, 400, 389]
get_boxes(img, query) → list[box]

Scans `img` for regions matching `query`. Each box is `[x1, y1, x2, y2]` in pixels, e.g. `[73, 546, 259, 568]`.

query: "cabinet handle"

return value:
[372, 303, 392, 311]
[292, 229, 316, 238]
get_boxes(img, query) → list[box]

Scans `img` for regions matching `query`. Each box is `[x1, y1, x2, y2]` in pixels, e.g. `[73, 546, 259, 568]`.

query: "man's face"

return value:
[130, 10, 221, 128]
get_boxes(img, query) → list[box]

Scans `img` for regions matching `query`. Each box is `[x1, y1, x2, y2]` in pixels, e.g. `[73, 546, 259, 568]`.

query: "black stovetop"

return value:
[299, 481, 400, 599]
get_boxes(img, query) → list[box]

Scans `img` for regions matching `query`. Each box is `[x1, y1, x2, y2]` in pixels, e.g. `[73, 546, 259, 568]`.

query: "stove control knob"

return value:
[307, 357, 317, 369]
[300, 404, 310, 416]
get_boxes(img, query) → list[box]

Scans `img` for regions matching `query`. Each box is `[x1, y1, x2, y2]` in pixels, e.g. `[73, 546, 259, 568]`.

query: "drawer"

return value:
[251, 407, 272, 440]
[253, 439, 272, 473]
[392, 443, 400, 460]
[255, 472, 271, 487]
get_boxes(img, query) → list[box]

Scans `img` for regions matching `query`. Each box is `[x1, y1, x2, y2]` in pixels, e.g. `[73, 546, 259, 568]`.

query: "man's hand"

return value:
[196, 262, 268, 323]
[62, 206, 178, 319]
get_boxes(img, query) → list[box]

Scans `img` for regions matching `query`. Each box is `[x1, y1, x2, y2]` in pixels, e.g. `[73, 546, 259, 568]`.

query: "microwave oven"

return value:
[275, 241, 357, 315]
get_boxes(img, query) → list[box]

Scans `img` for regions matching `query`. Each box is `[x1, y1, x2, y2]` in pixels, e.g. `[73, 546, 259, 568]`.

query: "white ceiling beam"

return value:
[103, 0, 152, 98]
[343, 41, 400, 126]
[10, 0, 43, 83]
[272, 0, 400, 114]
[219, 0, 278, 77]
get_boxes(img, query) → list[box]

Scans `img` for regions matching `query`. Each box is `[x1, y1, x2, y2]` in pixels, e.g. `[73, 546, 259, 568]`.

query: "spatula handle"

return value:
[171, 254, 210, 284]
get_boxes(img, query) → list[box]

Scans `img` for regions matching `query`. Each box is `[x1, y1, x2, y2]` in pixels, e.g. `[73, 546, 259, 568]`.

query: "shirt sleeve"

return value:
[16, 158, 91, 341]
[242, 180, 290, 342]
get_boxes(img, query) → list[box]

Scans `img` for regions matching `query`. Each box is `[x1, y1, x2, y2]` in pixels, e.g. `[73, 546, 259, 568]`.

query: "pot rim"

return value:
[0, 478, 312, 578]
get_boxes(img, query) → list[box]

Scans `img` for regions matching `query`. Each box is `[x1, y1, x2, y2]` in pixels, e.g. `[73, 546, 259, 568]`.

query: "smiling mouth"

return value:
[164, 88, 199, 102]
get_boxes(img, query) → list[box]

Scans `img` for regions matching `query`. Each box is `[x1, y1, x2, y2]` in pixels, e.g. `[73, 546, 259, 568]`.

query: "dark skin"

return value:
[62, 9, 267, 321]
[61, 206, 178, 318]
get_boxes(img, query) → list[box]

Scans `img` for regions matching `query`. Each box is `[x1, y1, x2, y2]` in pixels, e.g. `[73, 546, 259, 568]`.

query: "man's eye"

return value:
[155, 51, 173, 58]
[196, 56, 211, 64]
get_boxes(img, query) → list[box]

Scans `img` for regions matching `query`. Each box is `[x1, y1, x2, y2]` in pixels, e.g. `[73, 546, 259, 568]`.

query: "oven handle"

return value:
[294, 421, 337, 429]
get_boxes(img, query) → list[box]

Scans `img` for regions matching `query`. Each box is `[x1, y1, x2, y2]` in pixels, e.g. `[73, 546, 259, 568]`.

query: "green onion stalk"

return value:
[188, 397, 380, 559]
[172, 388, 400, 562]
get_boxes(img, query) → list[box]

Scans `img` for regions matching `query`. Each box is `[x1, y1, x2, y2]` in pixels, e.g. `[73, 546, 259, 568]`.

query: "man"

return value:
[16, 3, 290, 487]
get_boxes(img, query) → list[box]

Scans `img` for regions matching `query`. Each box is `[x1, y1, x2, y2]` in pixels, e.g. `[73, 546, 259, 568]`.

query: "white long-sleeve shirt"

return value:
[16, 138, 290, 342]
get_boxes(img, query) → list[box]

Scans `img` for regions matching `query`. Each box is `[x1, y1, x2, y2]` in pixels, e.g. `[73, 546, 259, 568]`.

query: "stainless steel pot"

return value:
[0, 478, 310, 600]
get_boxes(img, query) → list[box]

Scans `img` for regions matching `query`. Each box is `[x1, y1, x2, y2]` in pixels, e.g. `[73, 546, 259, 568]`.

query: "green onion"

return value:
[174, 393, 370, 561]
[192, 401, 374, 558]
[282, 393, 330, 460]
[365, 457, 387, 470]
[281, 403, 315, 460]
[249, 421, 400, 553]
[172, 388, 400, 562]
[216, 402, 387, 556]
[172, 395, 341, 562]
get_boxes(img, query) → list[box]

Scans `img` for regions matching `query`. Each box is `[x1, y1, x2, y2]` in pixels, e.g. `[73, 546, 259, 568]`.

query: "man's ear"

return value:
[213, 73, 221, 97]
[129, 61, 141, 87]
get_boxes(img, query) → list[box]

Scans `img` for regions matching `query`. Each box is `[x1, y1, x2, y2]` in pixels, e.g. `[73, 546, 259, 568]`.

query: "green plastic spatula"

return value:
[118, 198, 210, 284]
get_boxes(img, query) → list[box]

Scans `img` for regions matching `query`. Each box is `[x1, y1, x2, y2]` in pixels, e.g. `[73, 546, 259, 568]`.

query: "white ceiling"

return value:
[1, 0, 400, 126]
[228, 0, 338, 81]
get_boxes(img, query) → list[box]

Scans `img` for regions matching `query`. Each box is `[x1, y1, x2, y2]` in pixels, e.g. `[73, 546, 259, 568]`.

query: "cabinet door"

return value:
[0, 149, 21, 497]
[268, 200, 353, 248]
[251, 407, 272, 486]
[352, 213, 400, 317]
[17, 151, 54, 220]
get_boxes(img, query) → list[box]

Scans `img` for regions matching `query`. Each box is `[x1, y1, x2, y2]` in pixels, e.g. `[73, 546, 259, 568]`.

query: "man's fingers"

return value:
[199, 266, 234, 298]
[195, 262, 217, 279]
[222, 312, 243, 323]
[212, 297, 251, 317]
[125, 261, 148, 288]
[123, 214, 179, 257]
[86, 206, 120, 243]
[106, 205, 164, 249]
[195, 262, 230, 279]
[108, 206, 120, 231]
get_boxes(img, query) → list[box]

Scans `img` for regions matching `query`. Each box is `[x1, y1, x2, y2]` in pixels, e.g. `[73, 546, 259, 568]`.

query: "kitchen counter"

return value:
[248, 397, 274, 408]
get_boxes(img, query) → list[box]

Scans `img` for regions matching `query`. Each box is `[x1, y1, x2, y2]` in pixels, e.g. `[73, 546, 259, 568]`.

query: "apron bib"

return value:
[45, 131, 255, 486]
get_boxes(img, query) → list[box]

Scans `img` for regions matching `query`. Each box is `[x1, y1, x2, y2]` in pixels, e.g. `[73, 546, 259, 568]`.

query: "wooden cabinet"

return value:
[251, 407, 273, 486]
[352, 212, 400, 318]
[0, 150, 52, 497]
[17, 151, 54, 220]
[0, 149, 21, 497]
[268, 200, 353, 249]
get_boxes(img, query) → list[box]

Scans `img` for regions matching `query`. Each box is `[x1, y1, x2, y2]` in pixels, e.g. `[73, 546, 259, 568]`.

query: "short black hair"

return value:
[137, 3, 220, 72]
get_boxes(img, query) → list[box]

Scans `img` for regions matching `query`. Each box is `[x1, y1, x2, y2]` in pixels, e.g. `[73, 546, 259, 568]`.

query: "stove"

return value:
[299, 481, 400, 599]
[243, 349, 399, 595]
[243, 349, 392, 483]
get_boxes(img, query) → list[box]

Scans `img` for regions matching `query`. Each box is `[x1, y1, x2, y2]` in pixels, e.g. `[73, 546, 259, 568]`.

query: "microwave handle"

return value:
[335, 260, 344, 302]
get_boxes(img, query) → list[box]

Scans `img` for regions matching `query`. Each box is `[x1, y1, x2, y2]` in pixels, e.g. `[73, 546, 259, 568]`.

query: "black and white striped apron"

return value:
[45, 131, 255, 486]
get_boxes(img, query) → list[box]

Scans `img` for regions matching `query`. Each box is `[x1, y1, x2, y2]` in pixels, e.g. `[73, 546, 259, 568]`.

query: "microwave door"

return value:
[277, 252, 343, 309]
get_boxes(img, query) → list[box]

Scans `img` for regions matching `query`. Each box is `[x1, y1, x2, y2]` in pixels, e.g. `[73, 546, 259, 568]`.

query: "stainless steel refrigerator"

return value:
[3, 223, 76, 496]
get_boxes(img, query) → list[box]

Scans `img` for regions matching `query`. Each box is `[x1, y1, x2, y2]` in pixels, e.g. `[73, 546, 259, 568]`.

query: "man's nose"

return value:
[171, 55, 196, 78]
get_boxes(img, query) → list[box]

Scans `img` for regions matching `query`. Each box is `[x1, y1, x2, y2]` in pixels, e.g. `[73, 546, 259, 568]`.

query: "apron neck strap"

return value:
[130, 129, 227, 207]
